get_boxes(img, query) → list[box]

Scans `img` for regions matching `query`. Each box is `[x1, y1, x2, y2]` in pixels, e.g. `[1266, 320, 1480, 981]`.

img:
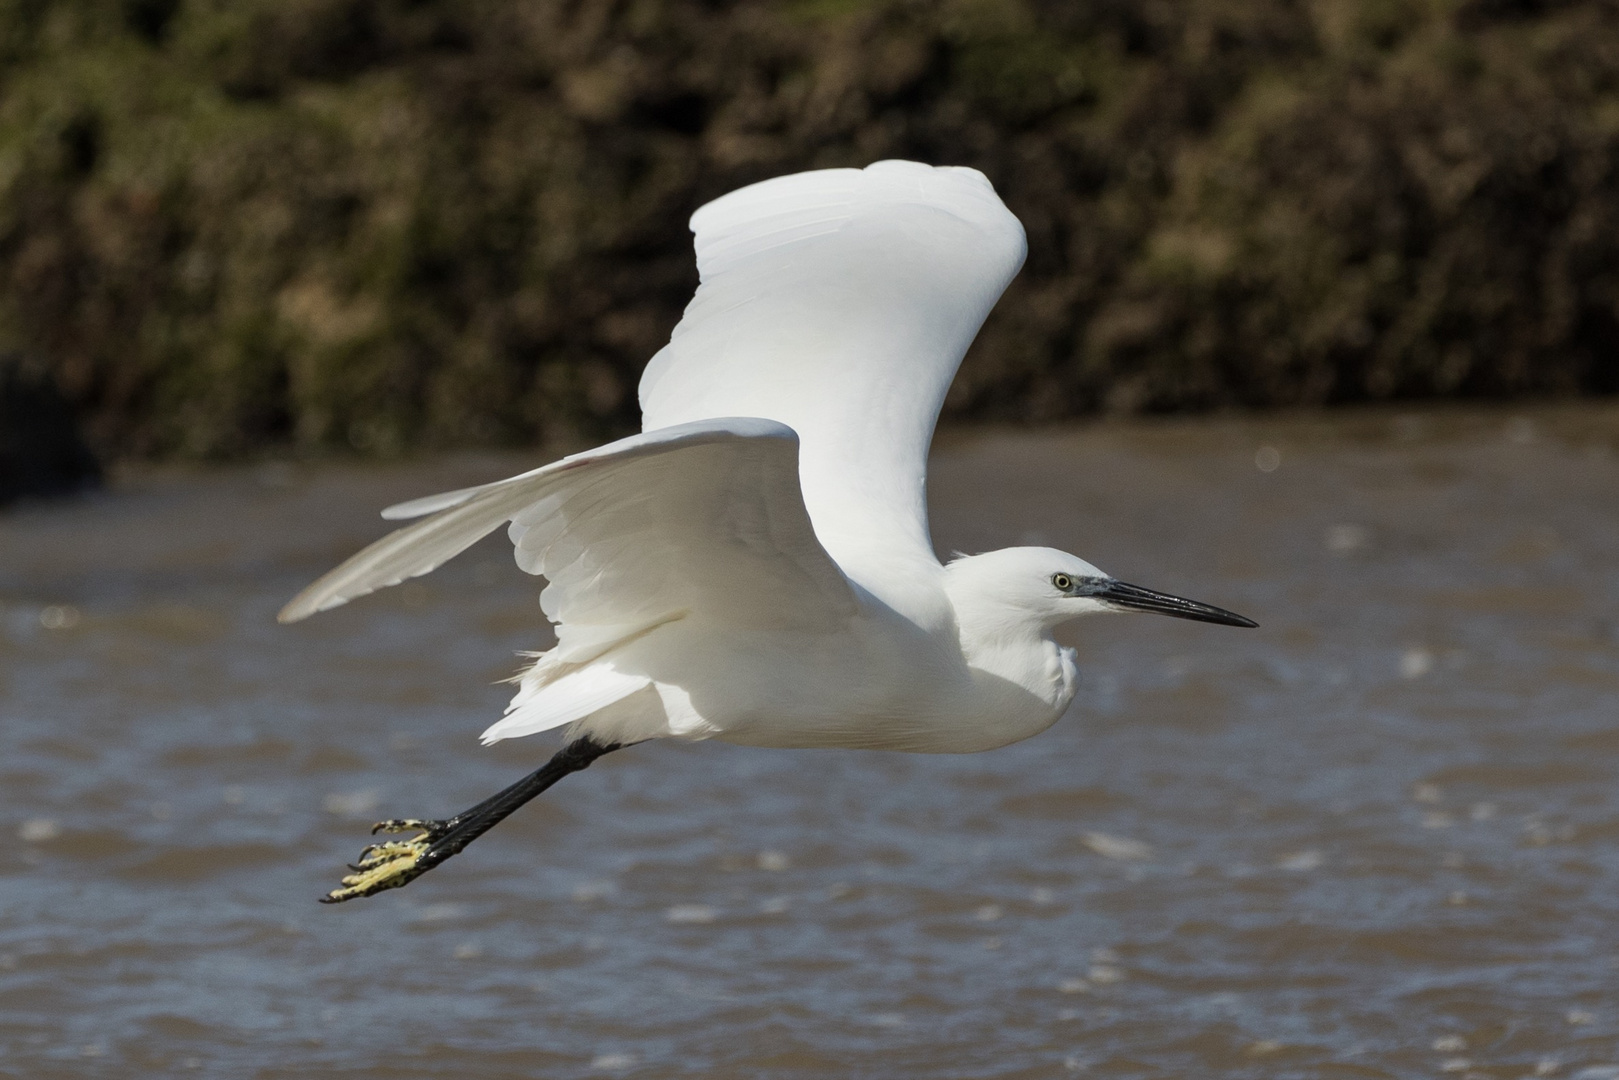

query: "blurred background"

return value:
[2, 0, 1618, 465]
[3, 1, 1619, 1078]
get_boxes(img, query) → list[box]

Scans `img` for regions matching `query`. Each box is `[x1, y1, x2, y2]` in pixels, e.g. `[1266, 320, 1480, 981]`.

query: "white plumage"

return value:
[281, 160, 1253, 759]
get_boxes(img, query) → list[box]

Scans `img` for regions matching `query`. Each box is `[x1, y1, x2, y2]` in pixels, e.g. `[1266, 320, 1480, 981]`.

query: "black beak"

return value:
[1092, 580, 1258, 628]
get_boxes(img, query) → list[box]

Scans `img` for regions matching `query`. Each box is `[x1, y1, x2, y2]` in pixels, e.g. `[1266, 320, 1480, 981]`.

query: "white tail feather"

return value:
[481, 665, 651, 745]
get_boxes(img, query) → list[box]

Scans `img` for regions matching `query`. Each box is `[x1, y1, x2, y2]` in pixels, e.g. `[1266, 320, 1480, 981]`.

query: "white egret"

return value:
[280, 160, 1256, 903]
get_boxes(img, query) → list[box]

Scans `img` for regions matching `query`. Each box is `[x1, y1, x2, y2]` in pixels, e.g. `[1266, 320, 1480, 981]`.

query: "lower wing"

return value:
[278, 418, 861, 646]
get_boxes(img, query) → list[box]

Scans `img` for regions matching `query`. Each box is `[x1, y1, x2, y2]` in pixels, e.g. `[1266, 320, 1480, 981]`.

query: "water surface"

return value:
[2, 404, 1617, 1078]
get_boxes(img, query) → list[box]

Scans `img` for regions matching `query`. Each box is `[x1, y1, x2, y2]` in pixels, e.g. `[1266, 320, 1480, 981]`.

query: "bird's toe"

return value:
[351, 838, 425, 870]
[322, 834, 435, 903]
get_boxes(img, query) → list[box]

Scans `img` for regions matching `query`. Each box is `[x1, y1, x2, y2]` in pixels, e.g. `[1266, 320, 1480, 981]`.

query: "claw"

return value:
[323, 834, 436, 903]
[350, 839, 426, 870]
[324, 822, 453, 903]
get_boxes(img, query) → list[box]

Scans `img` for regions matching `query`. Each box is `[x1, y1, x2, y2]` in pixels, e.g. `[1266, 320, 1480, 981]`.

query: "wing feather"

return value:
[639, 161, 1026, 587]
[278, 418, 858, 632]
[283, 161, 1023, 662]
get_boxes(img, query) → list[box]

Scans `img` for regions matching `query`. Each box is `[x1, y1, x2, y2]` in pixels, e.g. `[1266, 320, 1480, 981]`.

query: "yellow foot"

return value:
[321, 819, 450, 903]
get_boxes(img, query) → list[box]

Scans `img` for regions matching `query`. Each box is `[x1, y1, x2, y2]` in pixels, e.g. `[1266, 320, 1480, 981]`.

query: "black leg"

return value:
[322, 736, 622, 903]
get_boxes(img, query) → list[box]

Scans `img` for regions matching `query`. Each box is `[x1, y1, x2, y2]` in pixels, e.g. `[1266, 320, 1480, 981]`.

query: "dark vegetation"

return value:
[0, 353, 100, 502]
[3, 0, 1618, 459]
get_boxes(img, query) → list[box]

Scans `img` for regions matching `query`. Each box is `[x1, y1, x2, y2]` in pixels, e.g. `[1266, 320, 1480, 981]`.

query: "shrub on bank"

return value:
[2, 0, 1616, 457]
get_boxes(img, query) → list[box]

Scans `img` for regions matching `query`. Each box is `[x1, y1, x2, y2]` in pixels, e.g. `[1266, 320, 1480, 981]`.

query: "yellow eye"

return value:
[1052, 573, 1073, 591]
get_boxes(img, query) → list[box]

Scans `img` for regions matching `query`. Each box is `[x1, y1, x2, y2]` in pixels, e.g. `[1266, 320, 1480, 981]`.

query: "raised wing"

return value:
[277, 419, 860, 643]
[639, 160, 1026, 583]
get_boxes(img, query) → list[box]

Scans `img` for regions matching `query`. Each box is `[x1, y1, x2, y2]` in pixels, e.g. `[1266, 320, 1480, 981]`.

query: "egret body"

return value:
[280, 161, 1256, 902]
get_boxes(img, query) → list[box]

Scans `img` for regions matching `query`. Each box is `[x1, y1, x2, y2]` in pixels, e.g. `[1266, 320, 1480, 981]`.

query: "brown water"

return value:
[2, 404, 1618, 1079]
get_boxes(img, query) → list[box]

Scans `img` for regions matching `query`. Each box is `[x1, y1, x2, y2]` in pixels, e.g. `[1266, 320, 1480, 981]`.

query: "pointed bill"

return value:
[1093, 580, 1257, 628]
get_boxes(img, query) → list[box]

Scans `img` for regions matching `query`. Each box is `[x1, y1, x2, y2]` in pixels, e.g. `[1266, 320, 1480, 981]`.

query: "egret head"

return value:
[945, 546, 1257, 637]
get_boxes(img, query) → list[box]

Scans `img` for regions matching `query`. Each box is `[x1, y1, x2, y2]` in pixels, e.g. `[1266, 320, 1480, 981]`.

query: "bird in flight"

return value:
[280, 160, 1256, 904]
